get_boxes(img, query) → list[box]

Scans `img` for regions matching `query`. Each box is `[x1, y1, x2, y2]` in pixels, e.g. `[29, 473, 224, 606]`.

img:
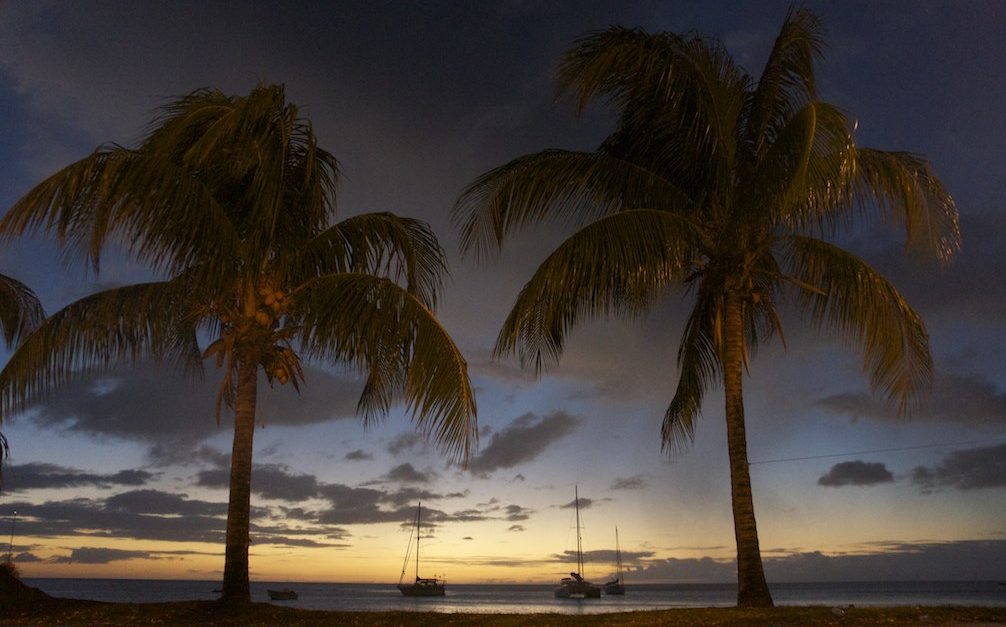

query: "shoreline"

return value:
[1, 598, 1005, 626]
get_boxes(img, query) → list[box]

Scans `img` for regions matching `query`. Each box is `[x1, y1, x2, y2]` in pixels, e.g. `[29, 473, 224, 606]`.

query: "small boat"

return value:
[554, 486, 601, 599]
[603, 526, 626, 595]
[398, 502, 445, 597]
[267, 588, 298, 601]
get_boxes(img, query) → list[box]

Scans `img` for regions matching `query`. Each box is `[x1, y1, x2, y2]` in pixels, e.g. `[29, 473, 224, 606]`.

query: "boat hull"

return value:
[603, 582, 625, 595]
[267, 588, 298, 601]
[398, 579, 445, 597]
[554, 579, 601, 599]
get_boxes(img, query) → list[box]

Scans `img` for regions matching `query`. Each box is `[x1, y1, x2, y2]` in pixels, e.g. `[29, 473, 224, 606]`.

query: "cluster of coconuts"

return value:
[255, 283, 289, 328]
[271, 347, 297, 385]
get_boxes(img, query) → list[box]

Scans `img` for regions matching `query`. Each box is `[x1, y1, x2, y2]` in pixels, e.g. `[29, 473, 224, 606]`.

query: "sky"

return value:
[0, 0, 1005, 585]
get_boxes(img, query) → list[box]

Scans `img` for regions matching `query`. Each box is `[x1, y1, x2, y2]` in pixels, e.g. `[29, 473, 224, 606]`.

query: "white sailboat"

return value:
[398, 502, 445, 597]
[554, 486, 601, 599]
[603, 526, 626, 595]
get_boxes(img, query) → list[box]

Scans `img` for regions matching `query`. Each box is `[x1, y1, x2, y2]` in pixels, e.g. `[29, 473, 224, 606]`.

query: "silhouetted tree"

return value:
[454, 11, 957, 607]
[0, 85, 477, 603]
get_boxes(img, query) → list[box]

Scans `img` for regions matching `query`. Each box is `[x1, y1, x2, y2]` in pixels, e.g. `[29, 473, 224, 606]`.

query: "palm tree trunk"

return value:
[220, 360, 258, 603]
[722, 291, 774, 607]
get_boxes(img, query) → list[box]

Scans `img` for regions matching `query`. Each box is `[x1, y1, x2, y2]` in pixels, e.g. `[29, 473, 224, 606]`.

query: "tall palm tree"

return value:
[0, 273, 44, 482]
[0, 85, 477, 603]
[454, 11, 958, 607]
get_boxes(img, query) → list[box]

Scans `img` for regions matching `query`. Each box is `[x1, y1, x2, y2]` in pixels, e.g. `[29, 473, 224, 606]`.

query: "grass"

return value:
[1, 598, 1004, 626]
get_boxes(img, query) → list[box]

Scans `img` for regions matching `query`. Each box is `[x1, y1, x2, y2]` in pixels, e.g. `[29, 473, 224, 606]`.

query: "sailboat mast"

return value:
[416, 502, 421, 580]
[615, 526, 623, 582]
[575, 485, 583, 576]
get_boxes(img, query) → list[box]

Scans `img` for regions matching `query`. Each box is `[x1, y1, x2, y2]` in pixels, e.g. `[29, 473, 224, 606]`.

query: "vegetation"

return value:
[1, 598, 1004, 626]
[454, 10, 958, 607]
[0, 271, 44, 483]
[0, 85, 477, 603]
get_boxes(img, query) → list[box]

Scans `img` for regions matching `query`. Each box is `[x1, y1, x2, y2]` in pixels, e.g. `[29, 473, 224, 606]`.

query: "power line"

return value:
[748, 435, 1006, 466]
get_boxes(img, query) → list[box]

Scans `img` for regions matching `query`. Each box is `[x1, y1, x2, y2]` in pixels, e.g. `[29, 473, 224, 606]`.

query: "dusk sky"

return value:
[1, 1, 1005, 584]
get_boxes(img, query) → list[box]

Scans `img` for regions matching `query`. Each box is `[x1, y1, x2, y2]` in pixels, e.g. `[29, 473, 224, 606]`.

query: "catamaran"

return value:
[398, 502, 445, 597]
[603, 526, 626, 595]
[554, 486, 601, 599]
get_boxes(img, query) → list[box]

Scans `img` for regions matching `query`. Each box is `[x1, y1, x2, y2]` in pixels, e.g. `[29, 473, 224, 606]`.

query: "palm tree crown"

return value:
[0, 84, 477, 602]
[454, 10, 957, 607]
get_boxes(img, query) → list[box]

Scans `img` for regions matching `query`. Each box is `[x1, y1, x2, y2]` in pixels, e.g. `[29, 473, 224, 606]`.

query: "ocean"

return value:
[22, 579, 1006, 613]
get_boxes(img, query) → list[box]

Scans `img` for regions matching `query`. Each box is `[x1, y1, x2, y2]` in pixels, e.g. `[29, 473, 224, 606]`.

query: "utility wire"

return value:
[749, 435, 1006, 466]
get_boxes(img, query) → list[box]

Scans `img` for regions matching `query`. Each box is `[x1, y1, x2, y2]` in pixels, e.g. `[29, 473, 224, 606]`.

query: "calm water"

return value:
[22, 579, 1006, 613]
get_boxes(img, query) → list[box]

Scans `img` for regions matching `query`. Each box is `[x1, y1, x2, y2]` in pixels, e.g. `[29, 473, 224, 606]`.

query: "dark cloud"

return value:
[386, 432, 427, 456]
[507, 525, 525, 532]
[611, 475, 647, 490]
[344, 449, 372, 461]
[383, 463, 433, 484]
[196, 462, 320, 502]
[818, 372, 1006, 426]
[104, 489, 226, 516]
[7, 497, 226, 544]
[12, 552, 43, 563]
[462, 536, 474, 540]
[560, 497, 594, 510]
[50, 547, 155, 564]
[1, 462, 154, 492]
[467, 412, 580, 477]
[911, 443, 1006, 491]
[22, 364, 363, 449]
[559, 548, 655, 565]
[818, 461, 895, 487]
[503, 504, 533, 521]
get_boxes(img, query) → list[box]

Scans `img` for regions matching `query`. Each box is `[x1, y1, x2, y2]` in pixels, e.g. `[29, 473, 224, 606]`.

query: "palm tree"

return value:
[0, 273, 44, 482]
[453, 11, 958, 607]
[0, 85, 477, 603]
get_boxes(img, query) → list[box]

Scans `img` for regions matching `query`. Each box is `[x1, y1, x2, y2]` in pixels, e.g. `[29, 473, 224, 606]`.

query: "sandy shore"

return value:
[1, 598, 1005, 626]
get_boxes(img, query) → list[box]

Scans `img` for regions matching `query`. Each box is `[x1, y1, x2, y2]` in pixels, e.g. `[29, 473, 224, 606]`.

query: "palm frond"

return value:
[453, 149, 694, 258]
[746, 101, 856, 223]
[785, 236, 932, 415]
[0, 273, 45, 347]
[298, 213, 447, 308]
[558, 27, 748, 189]
[494, 210, 702, 371]
[0, 281, 202, 418]
[745, 8, 825, 155]
[296, 273, 477, 462]
[847, 148, 960, 263]
[0, 146, 244, 285]
[663, 299, 720, 453]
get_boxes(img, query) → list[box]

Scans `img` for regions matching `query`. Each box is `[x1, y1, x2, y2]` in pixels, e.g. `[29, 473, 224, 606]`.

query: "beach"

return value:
[2, 598, 1006, 626]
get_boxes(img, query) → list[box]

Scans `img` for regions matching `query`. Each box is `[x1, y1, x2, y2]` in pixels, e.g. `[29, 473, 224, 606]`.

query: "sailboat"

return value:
[603, 526, 626, 595]
[554, 486, 601, 599]
[398, 502, 445, 597]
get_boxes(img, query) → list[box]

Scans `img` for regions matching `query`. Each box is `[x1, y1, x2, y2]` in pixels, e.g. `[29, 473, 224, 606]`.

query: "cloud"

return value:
[817, 461, 895, 487]
[386, 432, 428, 456]
[462, 536, 474, 540]
[50, 547, 156, 564]
[560, 497, 594, 510]
[467, 411, 580, 477]
[13, 552, 43, 563]
[818, 372, 1006, 426]
[911, 443, 1006, 491]
[502, 504, 533, 521]
[383, 463, 433, 484]
[196, 462, 320, 502]
[104, 490, 226, 517]
[0, 462, 154, 492]
[610, 475, 648, 490]
[22, 364, 363, 449]
[344, 449, 372, 461]
[507, 525, 525, 532]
